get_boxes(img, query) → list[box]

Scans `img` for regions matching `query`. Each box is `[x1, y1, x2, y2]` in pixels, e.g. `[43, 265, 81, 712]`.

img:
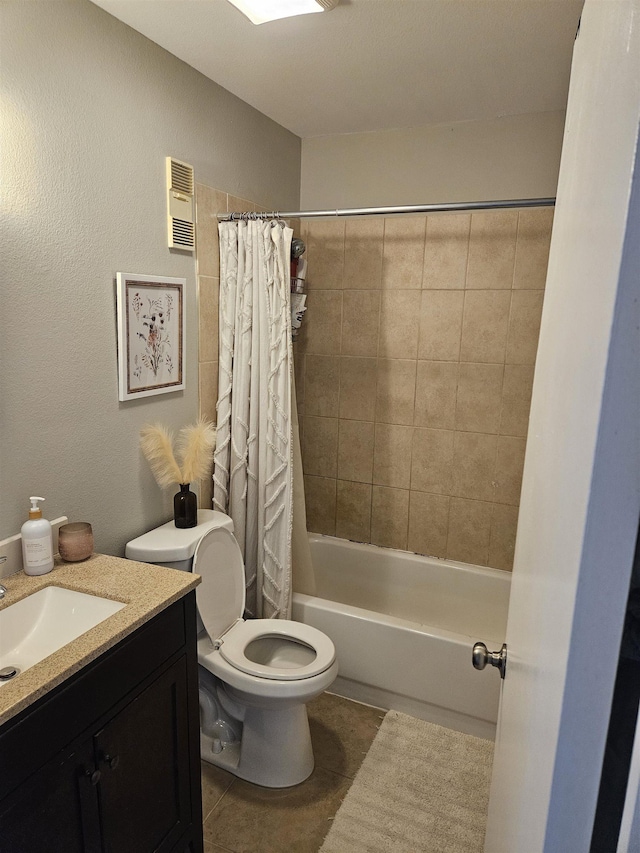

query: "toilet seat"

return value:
[193, 526, 335, 681]
[219, 619, 336, 681]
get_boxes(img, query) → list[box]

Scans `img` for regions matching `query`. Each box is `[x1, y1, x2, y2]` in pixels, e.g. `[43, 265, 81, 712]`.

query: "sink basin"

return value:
[0, 586, 125, 682]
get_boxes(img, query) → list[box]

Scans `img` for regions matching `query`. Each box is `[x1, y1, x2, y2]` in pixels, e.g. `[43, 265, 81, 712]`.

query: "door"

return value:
[0, 736, 101, 853]
[95, 657, 193, 853]
[484, 2, 640, 851]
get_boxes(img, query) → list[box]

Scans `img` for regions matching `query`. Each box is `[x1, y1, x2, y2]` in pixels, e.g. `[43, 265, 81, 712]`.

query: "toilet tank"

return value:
[125, 509, 234, 572]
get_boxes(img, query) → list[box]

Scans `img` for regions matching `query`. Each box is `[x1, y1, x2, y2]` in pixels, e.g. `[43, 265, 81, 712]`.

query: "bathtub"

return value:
[292, 535, 511, 739]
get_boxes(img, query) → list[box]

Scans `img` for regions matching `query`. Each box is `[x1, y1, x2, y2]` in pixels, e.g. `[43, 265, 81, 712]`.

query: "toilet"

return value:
[126, 509, 338, 788]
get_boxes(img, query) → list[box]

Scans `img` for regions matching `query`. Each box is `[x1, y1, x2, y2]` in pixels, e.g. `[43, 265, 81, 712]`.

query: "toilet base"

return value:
[200, 702, 314, 788]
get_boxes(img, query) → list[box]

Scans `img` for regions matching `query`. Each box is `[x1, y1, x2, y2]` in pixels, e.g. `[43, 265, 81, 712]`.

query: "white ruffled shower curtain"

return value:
[213, 219, 295, 619]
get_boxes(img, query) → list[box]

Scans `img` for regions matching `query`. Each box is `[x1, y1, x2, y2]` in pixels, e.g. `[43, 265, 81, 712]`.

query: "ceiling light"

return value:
[226, 0, 338, 26]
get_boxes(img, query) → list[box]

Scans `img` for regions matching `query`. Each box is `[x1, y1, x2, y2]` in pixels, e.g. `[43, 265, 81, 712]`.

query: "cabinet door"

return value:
[0, 737, 101, 853]
[95, 656, 193, 853]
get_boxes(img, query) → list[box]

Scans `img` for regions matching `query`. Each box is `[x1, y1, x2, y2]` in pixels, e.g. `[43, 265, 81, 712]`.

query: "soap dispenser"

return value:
[21, 496, 54, 575]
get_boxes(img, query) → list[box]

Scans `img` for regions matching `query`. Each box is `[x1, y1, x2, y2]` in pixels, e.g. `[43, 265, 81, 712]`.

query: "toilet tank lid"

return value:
[125, 510, 234, 563]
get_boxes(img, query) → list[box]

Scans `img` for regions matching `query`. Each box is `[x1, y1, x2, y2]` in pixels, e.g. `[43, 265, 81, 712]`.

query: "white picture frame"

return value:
[116, 273, 186, 401]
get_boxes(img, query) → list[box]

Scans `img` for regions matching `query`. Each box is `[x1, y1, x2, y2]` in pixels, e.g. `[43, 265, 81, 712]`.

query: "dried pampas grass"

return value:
[176, 420, 217, 484]
[140, 419, 216, 488]
[140, 424, 183, 488]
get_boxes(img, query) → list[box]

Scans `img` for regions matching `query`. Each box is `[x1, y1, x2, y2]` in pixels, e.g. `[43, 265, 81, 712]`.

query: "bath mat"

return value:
[319, 711, 494, 853]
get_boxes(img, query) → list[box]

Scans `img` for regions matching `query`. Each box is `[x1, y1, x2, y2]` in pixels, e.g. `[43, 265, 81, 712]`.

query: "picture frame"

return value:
[116, 273, 186, 401]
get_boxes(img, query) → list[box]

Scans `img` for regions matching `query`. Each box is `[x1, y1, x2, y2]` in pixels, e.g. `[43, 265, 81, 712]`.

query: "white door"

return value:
[484, 2, 640, 851]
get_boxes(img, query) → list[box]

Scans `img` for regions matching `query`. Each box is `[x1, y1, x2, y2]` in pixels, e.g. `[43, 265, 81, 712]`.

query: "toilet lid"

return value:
[219, 619, 336, 681]
[192, 526, 246, 640]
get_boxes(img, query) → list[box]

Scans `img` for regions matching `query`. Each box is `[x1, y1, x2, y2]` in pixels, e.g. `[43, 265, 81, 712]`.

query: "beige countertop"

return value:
[0, 554, 200, 727]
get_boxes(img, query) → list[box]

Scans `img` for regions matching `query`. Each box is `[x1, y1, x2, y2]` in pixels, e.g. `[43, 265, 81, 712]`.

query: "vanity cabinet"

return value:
[0, 593, 203, 853]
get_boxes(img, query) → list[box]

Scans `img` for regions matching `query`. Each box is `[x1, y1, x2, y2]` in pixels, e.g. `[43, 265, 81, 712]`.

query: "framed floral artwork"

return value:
[116, 273, 186, 401]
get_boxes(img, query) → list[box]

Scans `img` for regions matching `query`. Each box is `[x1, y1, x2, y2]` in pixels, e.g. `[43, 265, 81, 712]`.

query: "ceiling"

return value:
[90, 0, 583, 138]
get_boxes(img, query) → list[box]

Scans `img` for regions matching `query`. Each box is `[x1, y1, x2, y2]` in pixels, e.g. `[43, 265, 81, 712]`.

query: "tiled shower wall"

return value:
[195, 183, 224, 512]
[296, 208, 553, 571]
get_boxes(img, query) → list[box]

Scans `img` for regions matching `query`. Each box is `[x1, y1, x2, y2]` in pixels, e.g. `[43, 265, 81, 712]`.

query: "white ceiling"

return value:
[90, 0, 583, 138]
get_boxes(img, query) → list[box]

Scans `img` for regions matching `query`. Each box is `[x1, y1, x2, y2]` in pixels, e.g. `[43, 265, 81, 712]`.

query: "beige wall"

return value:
[296, 207, 553, 570]
[0, 1, 300, 556]
[301, 112, 565, 210]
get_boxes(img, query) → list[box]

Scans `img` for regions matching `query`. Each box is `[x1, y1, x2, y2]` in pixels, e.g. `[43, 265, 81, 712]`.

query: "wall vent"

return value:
[166, 157, 195, 251]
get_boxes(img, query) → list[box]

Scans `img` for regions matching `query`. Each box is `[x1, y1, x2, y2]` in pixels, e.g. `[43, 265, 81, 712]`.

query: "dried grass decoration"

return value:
[140, 420, 216, 528]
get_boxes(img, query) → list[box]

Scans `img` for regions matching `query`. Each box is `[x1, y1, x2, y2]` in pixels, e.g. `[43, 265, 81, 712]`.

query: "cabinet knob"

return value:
[85, 769, 101, 786]
[103, 753, 120, 771]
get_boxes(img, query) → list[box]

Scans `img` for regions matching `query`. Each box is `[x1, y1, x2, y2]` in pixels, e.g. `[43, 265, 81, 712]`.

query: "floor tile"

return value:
[201, 761, 236, 820]
[308, 692, 384, 779]
[202, 765, 351, 853]
[204, 841, 237, 852]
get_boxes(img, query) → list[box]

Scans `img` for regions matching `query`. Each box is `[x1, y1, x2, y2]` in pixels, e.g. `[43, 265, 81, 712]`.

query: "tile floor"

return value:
[201, 692, 385, 853]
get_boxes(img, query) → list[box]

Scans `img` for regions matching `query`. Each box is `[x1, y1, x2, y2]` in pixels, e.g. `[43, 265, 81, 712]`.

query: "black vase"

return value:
[174, 483, 197, 528]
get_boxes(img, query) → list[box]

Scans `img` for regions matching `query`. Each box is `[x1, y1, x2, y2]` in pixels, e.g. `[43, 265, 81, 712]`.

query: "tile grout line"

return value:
[201, 776, 236, 824]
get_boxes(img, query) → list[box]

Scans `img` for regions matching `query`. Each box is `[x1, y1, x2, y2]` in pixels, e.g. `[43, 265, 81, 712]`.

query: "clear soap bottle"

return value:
[21, 496, 54, 575]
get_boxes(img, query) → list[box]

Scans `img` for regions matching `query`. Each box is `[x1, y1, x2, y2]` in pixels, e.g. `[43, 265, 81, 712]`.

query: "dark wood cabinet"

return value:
[0, 593, 203, 853]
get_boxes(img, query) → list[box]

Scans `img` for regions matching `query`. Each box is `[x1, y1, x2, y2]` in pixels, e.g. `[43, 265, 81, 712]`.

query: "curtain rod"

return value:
[217, 197, 555, 221]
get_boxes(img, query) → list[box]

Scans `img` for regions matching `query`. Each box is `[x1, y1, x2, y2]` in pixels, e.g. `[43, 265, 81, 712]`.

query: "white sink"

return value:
[0, 586, 126, 683]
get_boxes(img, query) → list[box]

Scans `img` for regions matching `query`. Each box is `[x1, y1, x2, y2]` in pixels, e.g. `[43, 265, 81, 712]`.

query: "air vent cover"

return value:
[166, 157, 195, 251]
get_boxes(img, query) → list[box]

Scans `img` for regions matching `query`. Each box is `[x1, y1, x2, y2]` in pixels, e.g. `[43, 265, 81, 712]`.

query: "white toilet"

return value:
[126, 510, 338, 788]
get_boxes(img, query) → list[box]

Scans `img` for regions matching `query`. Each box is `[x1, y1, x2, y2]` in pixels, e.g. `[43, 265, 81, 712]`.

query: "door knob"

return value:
[472, 642, 507, 679]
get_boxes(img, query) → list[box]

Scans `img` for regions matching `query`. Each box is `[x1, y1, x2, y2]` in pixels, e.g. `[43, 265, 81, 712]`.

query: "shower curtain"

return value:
[213, 219, 294, 619]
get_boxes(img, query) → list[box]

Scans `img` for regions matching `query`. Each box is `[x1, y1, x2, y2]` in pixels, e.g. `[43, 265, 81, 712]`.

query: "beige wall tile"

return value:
[414, 361, 458, 430]
[489, 503, 519, 571]
[337, 419, 374, 483]
[466, 210, 518, 290]
[339, 357, 377, 421]
[198, 276, 219, 364]
[418, 290, 464, 361]
[344, 218, 384, 289]
[295, 206, 540, 564]
[452, 431, 498, 502]
[373, 423, 413, 489]
[493, 435, 526, 505]
[446, 497, 492, 565]
[423, 213, 470, 290]
[381, 216, 426, 289]
[506, 290, 545, 364]
[455, 362, 504, 434]
[513, 207, 554, 290]
[199, 474, 213, 511]
[460, 290, 511, 363]
[407, 491, 450, 558]
[199, 361, 218, 424]
[293, 351, 305, 406]
[302, 417, 338, 478]
[196, 184, 226, 278]
[305, 220, 345, 289]
[500, 364, 535, 437]
[379, 291, 422, 358]
[371, 486, 410, 550]
[342, 290, 381, 357]
[304, 355, 340, 418]
[336, 480, 372, 542]
[227, 195, 255, 214]
[411, 428, 454, 494]
[304, 291, 343, 355]
[304, 475, 337, 536]
[375, 359, 416, 425]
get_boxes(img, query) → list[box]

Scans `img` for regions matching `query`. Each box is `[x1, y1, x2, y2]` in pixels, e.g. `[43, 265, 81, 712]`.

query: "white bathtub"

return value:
[292, 535, 511, 739]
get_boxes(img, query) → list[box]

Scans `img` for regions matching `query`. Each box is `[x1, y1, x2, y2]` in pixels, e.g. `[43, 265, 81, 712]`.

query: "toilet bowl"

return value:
[126, 510, 338, 787]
